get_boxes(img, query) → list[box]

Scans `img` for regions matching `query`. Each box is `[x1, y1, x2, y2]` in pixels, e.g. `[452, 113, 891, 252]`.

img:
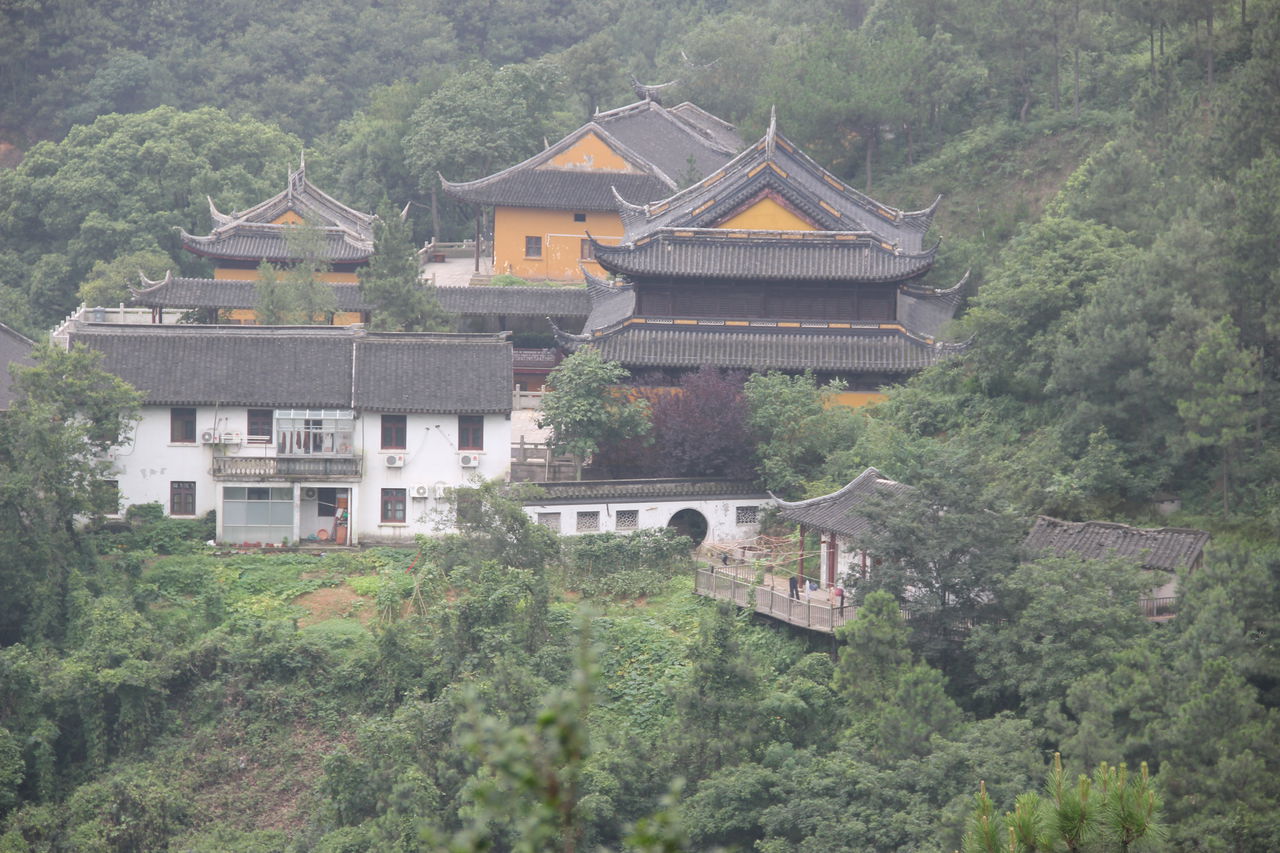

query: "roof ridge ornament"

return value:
[629, 75, 680, 105]
[765, 106, 777, 158]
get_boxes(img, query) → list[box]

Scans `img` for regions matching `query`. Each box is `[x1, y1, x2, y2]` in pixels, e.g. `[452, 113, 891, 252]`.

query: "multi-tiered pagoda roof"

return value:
[178, 158, 376, 268]
[557, 114, 967, 381]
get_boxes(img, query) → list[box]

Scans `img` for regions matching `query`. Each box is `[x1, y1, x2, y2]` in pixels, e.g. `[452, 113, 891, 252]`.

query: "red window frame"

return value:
[247, 409, 273, 443]
[458, 415, 484, 451]
[381, 414, 407, 450]
[170, 481, 195, 516]
[381, 488, 406, 523]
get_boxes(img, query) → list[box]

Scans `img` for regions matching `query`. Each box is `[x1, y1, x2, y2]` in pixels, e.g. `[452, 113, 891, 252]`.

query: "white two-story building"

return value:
[65, 321, 513, 545]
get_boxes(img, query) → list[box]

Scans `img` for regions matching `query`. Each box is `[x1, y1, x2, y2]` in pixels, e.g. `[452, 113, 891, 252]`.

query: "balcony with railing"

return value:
[212, 455, 361, 480]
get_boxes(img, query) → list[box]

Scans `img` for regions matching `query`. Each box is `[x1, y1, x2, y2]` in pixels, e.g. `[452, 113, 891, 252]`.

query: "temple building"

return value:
[139, 158, 377, 325]
[441, 97, 743, 281]
[555, 113, 967, 404]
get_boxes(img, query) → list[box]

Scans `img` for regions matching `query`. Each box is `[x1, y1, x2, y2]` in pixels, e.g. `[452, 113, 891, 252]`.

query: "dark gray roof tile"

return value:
[1022, 516, 1210, 572]
[68, 324, 511, 413]
[435, 286, 590, 318]
[525, 478, 766, 503]
[775, 467, 911, 536]
[593, 230, 937, 282]
[581, 325, 963, 373]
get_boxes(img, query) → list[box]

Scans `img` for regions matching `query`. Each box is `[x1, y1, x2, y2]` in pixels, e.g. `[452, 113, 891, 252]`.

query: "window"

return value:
[525, 235, 542, 258]
[580, 239, 595, 260]
[222, 486, 293, 544]
[170, 481, 196, 516]
[458, 415, 484, 451]
[736, 506, 760, 525]
[382, 414, 407, 450]
[573, 212, 587, 222]
[381, 488, 407, 523]
[170, 407, 196, 443]
[577, 511, 599, 532]
[247, 409, 273, 443]
[316, 487, 338, 518]
[616, 509, 639, 530]
[275, 409, 354, 455]
[93, 480, 120, 516]
[537, 512, 561, 532]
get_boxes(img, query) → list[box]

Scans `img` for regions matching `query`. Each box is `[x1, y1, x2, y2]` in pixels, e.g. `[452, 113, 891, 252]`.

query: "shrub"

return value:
[562, 529, 694, 599]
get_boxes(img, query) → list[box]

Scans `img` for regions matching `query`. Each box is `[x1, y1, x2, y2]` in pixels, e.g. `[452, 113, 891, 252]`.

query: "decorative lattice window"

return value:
[576, 511, 600, 532]
[537, 512, 561, 532]
[736, 505, 760, 525]
[616, 509, 639, 530]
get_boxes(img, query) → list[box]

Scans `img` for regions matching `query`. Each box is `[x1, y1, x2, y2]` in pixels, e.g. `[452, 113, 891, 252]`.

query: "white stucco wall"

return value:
[106, 406, 511, 544]
[520, 496, 769, 544]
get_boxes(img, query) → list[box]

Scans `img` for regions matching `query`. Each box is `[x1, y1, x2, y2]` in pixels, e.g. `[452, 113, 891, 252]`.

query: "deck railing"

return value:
[694, 567, 856, 634]
[1138, 596, 1177, 620]
[212, 456, 362, 480]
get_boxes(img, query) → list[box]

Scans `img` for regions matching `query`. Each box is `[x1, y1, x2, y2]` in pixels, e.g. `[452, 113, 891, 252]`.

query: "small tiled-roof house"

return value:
[1022, 516, 1210, 619]
[558, 113, 968, 403]
[774, 467, 911, 586]
[442, 97, 743, 281]
[66, 319, 512, 545]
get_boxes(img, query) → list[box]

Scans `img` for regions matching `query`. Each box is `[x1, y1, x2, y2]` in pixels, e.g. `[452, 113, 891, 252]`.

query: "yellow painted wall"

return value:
[226, 308, 364, 326]
[272, 211, 306, 225]
[545, 132, 640, 172]
[213, 267, 359, 284]
[717, 196, 817, 230]
[493, 206, 622, 281]
[828, 391, 887, 408]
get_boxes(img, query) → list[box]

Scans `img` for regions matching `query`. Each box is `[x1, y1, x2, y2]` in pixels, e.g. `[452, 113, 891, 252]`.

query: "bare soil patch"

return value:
[293, 585, 372, 625]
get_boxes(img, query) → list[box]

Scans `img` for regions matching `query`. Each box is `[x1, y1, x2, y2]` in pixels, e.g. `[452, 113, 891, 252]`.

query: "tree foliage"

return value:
[537, 350, 650, 480]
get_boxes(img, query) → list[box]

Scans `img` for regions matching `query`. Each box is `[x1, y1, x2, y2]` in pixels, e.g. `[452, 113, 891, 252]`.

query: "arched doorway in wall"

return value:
[667, 508, 708, 546]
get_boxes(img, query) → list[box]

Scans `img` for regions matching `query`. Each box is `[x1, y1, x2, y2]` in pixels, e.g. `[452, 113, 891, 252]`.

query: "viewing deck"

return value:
[694, 565, 855, 635]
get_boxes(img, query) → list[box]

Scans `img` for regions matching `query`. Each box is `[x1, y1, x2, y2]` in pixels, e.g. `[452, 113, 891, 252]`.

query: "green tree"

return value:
[283, 220, 338, 324]
[0, 343, 141, 645]
[742, 370, 861, 496]
[1169, 314, 1265, 515]
[253, 261, 293, 326]
[0, 107, 299, 327]
[963, 754, 1163, 853]
[359, 201, 452, 332]
[76, 249, 172, 309]
[537, 349, 650, 480]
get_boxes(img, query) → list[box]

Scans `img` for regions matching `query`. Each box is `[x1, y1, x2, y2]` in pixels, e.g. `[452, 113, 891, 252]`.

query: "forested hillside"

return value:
[2, 0, 1280, 849]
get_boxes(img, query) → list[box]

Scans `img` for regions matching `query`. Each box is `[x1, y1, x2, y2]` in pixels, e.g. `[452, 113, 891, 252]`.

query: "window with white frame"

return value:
[576, 511, 599, 532]
[616, 509, 639, 530]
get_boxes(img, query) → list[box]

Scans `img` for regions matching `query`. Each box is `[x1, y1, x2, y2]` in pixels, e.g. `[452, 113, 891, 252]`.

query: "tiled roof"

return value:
[435, 285, 590, 318]
[614, 116, 938, 252]
[595, 99, 741, 181]
[578, 270, 636, 334]
[896, 272, 969, 339]
[180, 161, 375, 264]
[1022, 516, 1210, 572]
[0, 322, 35, 410]
[131, 274, 373, 311]
[775, 467, 912, 537]
[578, 325, 965, 373]
[353, 334, 513, 413]
[443, 150, 675, 210]
[67, 324, 511, 413]
[442, 100, 742, 211]
[524, 478, 767, 504]
[179, 223, 374, 264]
[592, 229, 937, 282]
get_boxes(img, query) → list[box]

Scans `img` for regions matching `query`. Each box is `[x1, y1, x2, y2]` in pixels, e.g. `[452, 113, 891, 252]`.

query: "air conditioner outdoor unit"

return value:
[302, 487, 319, 500]
[410, 484, 432, 499]
[385, 454, 405, 468]
[200, 429, 218, 444]
[459, 452, 480, 468]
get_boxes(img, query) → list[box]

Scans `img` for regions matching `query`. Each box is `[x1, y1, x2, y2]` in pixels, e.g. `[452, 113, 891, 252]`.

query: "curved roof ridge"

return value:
[133, 269, 174, 296]
[442, 122, 676, 195]
[771, 467, 888, 507]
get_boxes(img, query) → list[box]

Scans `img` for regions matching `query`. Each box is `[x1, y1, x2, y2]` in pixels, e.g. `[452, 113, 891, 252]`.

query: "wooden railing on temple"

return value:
[694, 566, 855, 635]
